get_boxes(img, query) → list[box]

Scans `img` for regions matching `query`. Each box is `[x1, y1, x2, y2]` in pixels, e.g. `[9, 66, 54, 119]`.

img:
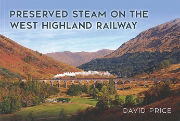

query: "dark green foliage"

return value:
[88, 85, 99, 98]
[0, 96, 21, 113]
[117, 95, 125, 105]
[0, 80, 59, 114]
[57, 98, 71, 103]
[79, 50, 180, 77]
[19, 81, 59, 107]
[88, 83, 116, 99]
[81, 85, 88, 93]
[96, 99, 110, 110]
[0, 67, 20, 79]
[124, 95, 136, 107]
[93, 83, 117, 110]
[143, 81, 171, 105]
[67, 84, 81, 96]
[67, 84, 88, 96]
[108, 80, 116, 95]
[95, 83, 103, 91]
[111, 95, 122, 106]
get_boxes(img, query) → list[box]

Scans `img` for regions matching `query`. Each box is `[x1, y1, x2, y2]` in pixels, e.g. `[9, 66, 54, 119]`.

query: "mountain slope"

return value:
[46, 49, 114, 67]
[0, 35, 80, 79]
[79, 51, 180, 77]
[106, 18, 180, 58]
[71, 95, 180, 121]
[137, 64, 180, 80]
[79, 19, 180, 78]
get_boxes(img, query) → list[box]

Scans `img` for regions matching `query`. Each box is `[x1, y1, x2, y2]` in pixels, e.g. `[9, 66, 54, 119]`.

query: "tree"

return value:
[0, 96, 21, 114]
[95, 83, 103, 91]
[124, 95, 136, 107]
[81, 85, 88, 93]
[96, 99, 110, 110]
[111, 95, 124, 107]
[0, 80, 59, 114]
[88, 86, 99, 99]
[143, 81, 171, 105]
[96, 86, 113, 110]
[67, 84, 82, 96]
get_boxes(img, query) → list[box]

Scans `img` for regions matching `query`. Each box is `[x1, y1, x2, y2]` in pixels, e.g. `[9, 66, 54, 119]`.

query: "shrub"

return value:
[0, 80, 59, 114]
[67, 84, 82, 96]
[81, 85, 88, 93]
[0, 96, 21, 114]
[111, 95, 124, 107]
[143, 81, 171, 105]
[96, 99, 110, 110]
[88, 86, 99, 98]
[124, 95, 136, 107]
[67, 84, 89, 96]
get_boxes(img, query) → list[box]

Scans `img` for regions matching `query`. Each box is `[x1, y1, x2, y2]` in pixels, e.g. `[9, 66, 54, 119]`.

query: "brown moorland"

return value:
[0, 35, 81, 80]
[137, 64, 180, 80]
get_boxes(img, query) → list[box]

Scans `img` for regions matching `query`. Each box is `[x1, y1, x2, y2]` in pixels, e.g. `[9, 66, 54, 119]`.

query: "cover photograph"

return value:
[0, 0, 179, 121]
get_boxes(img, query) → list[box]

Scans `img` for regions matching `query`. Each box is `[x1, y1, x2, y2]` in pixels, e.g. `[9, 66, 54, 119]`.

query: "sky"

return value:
[0, 0, 179, 53]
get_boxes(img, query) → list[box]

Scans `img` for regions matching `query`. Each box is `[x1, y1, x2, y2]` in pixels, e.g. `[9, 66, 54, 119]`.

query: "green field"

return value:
[0, 97, 97, 121]
[70, 97, 97, 106]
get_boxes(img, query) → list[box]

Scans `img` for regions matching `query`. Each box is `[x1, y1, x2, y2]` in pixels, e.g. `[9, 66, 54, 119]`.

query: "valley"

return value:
[0, 18, 179, 121]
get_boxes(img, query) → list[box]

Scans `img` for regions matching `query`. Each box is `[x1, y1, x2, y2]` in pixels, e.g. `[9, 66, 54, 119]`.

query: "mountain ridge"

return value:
[79, 19, 180, 78]
[0, 35, 81, 80]
[105, 18, 180, 58]
[46, 49, 114, 67]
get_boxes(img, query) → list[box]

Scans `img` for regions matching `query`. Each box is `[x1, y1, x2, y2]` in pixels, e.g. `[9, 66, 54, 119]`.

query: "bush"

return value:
[0, 80, 59, 114]
[67, 84, 88, 96]
[0, 96, 21, 113]
[88, 86, 99, 98]
[95, 85, 116, 110]
[124, 95, 136, 107]
[111, 95, 124, 107]
[95, 83, 103, 91]
[96, 99, 110, 110]
[67, 84, 83, 96]
[143, 81, 171, 105]
[81, 85, 88, 93]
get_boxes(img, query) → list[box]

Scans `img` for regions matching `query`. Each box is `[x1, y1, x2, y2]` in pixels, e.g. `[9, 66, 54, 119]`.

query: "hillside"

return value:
[106, 18, 180, 58]
[79, 51, 180, 77]
[71, 95, 180, 121]
[46, 49, 114, 66]
[79, 19, 180, 78]
[137, 64, 180, 80]
[0, 35, 80, 80]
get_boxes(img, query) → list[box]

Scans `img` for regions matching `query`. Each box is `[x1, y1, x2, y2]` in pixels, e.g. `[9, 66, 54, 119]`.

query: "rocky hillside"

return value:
[106, 18, 180, 58]
[46, 49, 114, 67]
[0, 35, 80, 80]
[79, 19, 180, 78]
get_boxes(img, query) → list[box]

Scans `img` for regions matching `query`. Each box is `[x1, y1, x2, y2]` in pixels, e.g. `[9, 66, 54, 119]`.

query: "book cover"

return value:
[0, 0, 179, 121]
